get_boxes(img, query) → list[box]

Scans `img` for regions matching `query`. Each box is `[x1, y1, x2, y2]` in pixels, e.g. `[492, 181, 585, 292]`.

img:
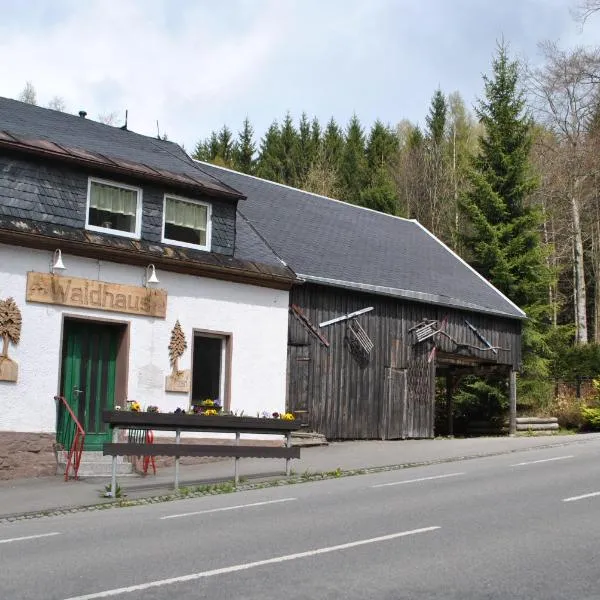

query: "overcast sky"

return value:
[1, 0, 598, 151]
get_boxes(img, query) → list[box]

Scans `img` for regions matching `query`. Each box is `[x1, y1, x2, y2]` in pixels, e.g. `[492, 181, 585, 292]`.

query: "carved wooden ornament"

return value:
[165, 320, 190, 393]
[0, 297, 22, 382]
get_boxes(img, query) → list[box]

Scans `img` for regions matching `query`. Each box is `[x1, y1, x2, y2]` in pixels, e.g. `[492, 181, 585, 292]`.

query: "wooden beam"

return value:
[509, 370, 517, 435]
[290, 305, 330, 347]
[319, 306, 374, 328]
[103, 442, 300, 459]
[446, 372, 454, 438]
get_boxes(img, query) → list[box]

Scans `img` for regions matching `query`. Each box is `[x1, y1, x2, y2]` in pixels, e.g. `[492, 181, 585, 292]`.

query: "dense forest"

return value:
[193, 33, 600, 411]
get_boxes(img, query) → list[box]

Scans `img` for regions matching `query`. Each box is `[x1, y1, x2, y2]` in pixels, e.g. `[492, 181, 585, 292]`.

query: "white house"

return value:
[0, 97, 294, 478]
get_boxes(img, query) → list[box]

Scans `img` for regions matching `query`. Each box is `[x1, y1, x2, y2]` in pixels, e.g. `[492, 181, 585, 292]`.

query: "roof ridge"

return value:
[193, 159, 417, 224]
[0, 95, 181, 148]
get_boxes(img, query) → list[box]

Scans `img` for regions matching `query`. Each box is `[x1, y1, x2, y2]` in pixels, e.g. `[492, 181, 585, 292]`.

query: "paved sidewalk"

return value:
[2, 433, 599, 520]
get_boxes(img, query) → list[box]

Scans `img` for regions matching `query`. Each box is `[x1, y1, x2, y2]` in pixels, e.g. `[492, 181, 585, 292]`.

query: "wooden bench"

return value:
[102, 410, 301, 496]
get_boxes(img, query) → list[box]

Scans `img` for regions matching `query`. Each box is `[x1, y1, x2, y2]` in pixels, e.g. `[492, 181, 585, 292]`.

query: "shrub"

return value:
[581, 407, 600, 431]
[539, 394, 585, 430]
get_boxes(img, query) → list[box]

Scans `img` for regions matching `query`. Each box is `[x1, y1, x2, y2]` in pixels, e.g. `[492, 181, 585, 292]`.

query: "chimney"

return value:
[78, 111, 87, 118]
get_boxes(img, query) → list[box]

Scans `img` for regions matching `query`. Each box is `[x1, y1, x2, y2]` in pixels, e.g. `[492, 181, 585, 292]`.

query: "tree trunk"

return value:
[1, 334, 8, 357]
[572, 193, 588, 344]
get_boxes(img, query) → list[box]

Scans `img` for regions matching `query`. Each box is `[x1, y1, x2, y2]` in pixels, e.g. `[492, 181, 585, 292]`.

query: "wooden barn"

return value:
[197, 162, 525, 440]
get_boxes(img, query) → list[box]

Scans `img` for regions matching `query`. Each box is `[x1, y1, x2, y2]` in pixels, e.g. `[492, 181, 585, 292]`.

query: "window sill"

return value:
[162, 238, 211, 252]
[86, 224, 141, 240]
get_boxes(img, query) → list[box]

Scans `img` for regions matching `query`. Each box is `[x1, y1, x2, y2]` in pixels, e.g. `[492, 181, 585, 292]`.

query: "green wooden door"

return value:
[58, 320, 120, 450]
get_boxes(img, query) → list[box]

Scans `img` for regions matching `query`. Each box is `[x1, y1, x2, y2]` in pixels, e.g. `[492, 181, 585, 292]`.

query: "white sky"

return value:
[0, 0, 598, 150]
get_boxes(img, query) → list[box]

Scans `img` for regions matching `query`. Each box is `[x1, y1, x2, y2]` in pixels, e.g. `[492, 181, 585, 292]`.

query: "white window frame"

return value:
[162, 193, 212, 252]
[85, 177, 142, 239]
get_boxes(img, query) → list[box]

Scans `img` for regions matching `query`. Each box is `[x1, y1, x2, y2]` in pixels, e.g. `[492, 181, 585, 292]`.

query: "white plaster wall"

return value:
[0, 243, 289, 434]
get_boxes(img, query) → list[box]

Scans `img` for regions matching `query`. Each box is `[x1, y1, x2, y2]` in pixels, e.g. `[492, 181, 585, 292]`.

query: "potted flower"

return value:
[195, 399, 222, 415]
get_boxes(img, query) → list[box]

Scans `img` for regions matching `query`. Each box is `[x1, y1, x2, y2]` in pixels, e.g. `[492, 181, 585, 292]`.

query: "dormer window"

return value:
[162, 195, 211, 251]
[86, 178, 142, 238]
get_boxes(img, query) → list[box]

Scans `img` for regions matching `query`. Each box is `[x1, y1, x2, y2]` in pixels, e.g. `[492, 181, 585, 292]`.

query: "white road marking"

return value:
[563, 491, 600, 503]
[62, 526, 440, 600]
[371, 472, 464, 488]
[511, 455, 574, 467]
[161, 497, 297, 520]
[0, 532, 61, 545]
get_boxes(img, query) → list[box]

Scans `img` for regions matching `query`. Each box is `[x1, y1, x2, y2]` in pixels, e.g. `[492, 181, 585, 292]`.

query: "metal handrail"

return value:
[54, 396, 86, 481]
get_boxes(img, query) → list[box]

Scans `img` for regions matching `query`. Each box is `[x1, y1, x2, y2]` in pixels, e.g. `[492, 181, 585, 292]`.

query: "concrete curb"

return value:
[0, 435, 593, 524]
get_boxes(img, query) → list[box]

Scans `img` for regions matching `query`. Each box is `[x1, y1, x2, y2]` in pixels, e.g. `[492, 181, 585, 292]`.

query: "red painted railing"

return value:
[54, 396, 86, 481]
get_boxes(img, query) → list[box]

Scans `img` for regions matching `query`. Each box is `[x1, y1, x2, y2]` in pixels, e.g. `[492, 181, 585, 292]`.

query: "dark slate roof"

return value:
[0, 96, 242, 199]
[0, 97, 290, 278]
[196, 162, 526, 319]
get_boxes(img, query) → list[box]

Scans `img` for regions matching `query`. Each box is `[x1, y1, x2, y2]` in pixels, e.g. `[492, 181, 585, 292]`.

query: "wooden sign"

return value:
[165, 369, 191, 393]
[26, 272, 167, 318]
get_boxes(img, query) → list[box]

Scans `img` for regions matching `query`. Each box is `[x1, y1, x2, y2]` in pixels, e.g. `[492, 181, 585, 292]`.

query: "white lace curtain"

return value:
[90, 182, 137, 216]
[165, 198, 207, 231]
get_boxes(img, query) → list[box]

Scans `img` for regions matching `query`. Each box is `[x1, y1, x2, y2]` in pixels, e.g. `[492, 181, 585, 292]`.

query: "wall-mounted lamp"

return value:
[51, 249, 66, 274]
[145, 264, 159, 287]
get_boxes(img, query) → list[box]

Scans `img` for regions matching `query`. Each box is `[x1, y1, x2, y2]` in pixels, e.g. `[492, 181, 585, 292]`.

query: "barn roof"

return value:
[195, 162, 526, 320]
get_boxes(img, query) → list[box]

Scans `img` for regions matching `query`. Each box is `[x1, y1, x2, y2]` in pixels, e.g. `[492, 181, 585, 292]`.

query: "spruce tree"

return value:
[279, 112, 300, 186]
[322, 118, 344, 172]
[297, 112, 314, 185]
[359, 166, 397, 214]
[366, 120, 398, 171]
[256, 121, 284, 183]
[460, 43, 552, 384]
[425, 89, 447, 146]
[234, 117, 256, 174]
[216, 125, 235, 166]
[339, 114, 368, 204]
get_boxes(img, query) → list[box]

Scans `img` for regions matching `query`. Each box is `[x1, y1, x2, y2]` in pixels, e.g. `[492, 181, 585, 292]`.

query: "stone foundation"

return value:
[0, 432, 57, 480]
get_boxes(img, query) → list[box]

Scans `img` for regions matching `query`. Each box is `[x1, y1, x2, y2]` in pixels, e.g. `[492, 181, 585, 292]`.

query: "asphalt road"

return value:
[2, 441, 600, 600]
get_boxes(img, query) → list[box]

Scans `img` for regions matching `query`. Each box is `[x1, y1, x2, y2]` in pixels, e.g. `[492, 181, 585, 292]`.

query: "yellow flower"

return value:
[130, 401, 141, 412]
[201, 399, 215, 407]
[203, 409, 218, 416]
[282, 412, 295, 420]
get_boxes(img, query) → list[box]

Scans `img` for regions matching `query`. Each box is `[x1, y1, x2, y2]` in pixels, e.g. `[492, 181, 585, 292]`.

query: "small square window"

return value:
[86, 179, 141, 238]
[163, 195, 211, 250]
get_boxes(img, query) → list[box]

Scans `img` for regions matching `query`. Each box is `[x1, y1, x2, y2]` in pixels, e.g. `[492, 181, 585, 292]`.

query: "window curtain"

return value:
[90, 182, 137, 216]
[165, 198, 207, 231]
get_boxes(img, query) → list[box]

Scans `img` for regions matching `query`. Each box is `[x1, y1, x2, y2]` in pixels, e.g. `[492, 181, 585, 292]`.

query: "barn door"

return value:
[287, 346, 310, 424]
[379, 367, 407, 440]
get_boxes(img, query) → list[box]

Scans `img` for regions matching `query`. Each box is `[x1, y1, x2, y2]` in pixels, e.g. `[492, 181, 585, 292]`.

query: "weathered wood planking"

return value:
[287, 283, 523, 440]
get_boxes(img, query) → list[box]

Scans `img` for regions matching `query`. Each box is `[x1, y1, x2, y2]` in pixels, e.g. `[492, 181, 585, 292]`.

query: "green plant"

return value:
[581, 407, 600, 430]
[538, 394, 585, 430]
[326, 467, 342, 478]
[103, 483, 123, 498]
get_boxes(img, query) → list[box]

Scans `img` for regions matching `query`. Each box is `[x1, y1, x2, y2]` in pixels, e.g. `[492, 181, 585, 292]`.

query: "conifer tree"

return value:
[425, 89, 447, 146]
[256, 121, 284, 183]
[322, 118, 344, 172]
[339, 114, 367, 204]
[460, 43, 552, 382]
[366, 120, 398, 171]
[279, 112, 300, 186]
[216, 125, 235, 166]
[234, 117, 256, 174]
